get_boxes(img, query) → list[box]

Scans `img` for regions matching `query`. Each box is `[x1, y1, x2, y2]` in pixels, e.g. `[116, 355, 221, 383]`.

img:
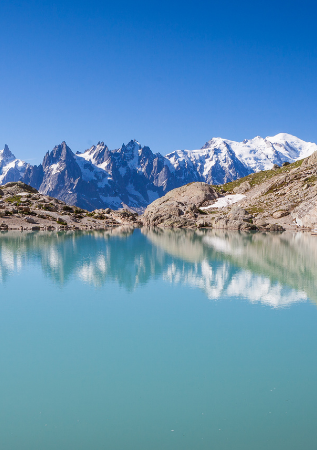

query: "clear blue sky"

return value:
[1, 0, 316, 162]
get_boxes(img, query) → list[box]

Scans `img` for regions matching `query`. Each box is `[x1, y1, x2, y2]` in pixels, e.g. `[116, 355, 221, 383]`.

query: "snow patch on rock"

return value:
[201, 194, 246, 210]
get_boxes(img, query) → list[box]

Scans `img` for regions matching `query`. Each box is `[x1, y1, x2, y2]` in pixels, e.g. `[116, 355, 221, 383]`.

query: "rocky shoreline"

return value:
[0, 150, 316, 233]
[0, 182, 142, 232]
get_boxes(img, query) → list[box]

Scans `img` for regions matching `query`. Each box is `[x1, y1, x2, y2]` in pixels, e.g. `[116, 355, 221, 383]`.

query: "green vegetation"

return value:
[213, 158, 304, 193]
[246, 206, 264, 215]
[2, 182, 37, 193]
[39, 203, 55, 211]
[57, 219, 67, 225]
[5, 195, 22, 205]
[62, 205, 73, 212]
[304, 175, 317, 184]
[265, 180, 288, 195]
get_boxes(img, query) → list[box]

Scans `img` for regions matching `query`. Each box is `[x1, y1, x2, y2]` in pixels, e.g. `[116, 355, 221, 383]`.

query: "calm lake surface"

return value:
[0, 228, 317, 450]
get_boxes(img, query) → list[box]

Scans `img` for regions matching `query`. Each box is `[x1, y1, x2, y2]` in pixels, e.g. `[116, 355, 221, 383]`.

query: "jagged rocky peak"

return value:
[42, 141, 75, 168]
[138, 145, 163, 167]
[114, 140, 141, 162]
[0, 144, 16, 164]
[0, 144, 29, 185]
[78, 141, 110, 166]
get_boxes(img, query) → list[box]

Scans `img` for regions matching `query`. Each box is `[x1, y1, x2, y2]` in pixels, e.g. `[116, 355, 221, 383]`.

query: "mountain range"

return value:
[1, 133, 316, 211]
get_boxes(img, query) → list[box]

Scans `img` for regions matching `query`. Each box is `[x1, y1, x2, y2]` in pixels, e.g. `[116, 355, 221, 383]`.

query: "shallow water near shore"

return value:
[0, 229, 317, 450]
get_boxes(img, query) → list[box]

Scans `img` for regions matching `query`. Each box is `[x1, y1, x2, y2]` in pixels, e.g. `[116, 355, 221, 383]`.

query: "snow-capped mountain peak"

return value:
[1, 133, 316, 211]
[167, 133, 317, 180]
[78, 142, 110, 166]
[0, 144, 16, 167]
[265, 133, 317, 160]
[0, 144, 29, 185]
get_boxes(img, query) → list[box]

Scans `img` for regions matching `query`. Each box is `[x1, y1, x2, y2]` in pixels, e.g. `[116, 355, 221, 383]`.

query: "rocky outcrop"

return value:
[233, 181, 251, 194]
[142, 182, 220, 227]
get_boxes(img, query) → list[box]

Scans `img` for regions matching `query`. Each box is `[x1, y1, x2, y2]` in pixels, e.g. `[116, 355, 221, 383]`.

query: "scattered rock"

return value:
[272, 210, 290, 219]
[228, 206, 252, 219]
[233, 181, 251, 194]
[255, 220, 269, 227]
[24, 217, 37, 224]
[268, 224, 285, 232]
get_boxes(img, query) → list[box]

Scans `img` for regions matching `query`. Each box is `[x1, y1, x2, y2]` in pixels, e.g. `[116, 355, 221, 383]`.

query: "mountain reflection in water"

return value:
[0, 228, 316, 308]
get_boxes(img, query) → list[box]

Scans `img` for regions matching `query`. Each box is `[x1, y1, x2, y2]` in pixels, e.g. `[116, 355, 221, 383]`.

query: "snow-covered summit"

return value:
[166, 133, 317, 185]
[0, 145, 29, 185]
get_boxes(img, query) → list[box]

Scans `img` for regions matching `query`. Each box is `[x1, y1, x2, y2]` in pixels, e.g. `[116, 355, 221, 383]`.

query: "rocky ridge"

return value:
[0, 182, 141, 231]
[142, 151, 317, 232]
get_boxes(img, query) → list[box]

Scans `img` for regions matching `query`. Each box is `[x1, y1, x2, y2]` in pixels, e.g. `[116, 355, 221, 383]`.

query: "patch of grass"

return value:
[246, 206, 264, 215]
[57, 220, 67, 225]
[62, 205, 73, 212]
[213, 159, 305, 193]
[265, 180, 288, 195]
[197, 208, 207, 215]
[304, 175, 317, 183]
[40, 203, 56, 211]
[5, 195, 22, 205]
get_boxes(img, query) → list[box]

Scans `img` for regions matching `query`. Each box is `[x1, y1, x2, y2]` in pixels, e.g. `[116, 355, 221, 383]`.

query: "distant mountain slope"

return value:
[0, 133, 316, 210]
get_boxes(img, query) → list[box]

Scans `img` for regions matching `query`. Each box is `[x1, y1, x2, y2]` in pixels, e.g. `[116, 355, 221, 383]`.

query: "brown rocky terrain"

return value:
[142, 151, 317, 232]
[0, 182, 142, 231]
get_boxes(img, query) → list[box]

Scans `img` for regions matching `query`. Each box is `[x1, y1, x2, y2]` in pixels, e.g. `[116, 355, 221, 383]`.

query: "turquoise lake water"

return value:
[0, 228, 317, 449]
